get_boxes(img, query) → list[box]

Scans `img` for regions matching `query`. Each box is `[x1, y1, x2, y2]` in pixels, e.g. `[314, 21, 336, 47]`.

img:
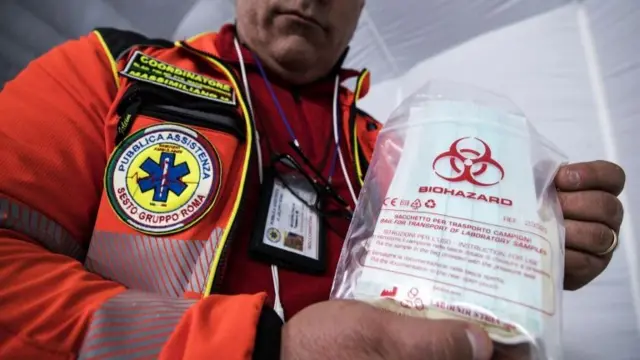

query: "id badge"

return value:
[249, 169, 326, 274]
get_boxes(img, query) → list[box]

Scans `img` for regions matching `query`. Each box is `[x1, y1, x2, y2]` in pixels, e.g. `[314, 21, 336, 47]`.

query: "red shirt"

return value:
[214, 25, 356, 318]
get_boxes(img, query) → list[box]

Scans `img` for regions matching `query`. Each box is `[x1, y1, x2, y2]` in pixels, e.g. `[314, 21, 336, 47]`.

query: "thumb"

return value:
[414, 320, 493, 360]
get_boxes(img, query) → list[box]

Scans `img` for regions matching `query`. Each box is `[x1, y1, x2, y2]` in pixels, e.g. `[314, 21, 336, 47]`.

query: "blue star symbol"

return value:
[138, 152, 191, 202]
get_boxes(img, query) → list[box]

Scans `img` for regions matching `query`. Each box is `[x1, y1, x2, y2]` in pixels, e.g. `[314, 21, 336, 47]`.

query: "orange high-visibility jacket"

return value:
[0, 27, 379, 359]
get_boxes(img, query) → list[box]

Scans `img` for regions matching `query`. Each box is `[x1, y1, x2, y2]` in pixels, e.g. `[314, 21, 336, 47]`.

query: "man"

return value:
[0, 0, 625, 359]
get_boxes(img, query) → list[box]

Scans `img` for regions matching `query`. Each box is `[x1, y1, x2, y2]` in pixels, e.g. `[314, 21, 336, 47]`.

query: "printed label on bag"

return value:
[353, 106, 561, 344]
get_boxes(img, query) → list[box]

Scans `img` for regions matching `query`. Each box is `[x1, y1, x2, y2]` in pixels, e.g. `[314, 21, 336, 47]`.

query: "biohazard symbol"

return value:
[432, 137, 505, 187]
[425, 199, 436, 209]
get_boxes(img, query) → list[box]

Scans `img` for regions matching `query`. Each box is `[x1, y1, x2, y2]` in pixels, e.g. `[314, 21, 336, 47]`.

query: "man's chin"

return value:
[269, 38, 320, 72]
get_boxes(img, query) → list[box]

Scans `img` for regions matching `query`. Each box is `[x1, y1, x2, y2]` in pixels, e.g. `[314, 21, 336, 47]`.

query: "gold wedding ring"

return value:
[597, 229, 619, 256]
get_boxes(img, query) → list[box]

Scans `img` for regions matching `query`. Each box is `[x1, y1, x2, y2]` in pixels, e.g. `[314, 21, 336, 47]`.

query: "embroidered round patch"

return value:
[105, 123, 222, 235]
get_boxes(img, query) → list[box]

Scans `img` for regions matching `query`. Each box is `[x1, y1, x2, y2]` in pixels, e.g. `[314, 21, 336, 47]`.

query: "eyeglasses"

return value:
[271, 152, 353, 221]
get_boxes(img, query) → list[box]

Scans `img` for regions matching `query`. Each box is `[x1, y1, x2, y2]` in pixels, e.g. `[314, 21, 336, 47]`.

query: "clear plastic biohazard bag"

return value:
[331, 81, 567, 360]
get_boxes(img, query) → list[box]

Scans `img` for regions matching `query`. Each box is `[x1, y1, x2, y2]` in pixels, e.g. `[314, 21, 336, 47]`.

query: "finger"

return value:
[555, 161, 625, 195]
[564, 219, 617, 255]
[558, 191, 623, 231]
[564, 249, 611, 291]
[399, 319, 493, 360]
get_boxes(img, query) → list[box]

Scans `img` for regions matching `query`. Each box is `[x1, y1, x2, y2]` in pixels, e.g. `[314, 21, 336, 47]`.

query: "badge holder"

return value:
[249, 168, 326, 275]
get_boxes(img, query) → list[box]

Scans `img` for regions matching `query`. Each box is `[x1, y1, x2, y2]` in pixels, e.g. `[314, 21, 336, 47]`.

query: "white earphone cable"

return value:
[332, 76, 358, 205]
[233, 38, 263, 183]
[233, 38, 357, 321]
[235, 38, 286, 320]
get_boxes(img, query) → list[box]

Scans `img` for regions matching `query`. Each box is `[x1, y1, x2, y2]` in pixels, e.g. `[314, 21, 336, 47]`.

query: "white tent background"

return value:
[1, 0, 639, 358]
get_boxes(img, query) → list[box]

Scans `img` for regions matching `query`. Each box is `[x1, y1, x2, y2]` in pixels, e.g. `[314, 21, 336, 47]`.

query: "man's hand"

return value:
[281, 300, 493, 360]
[555, 160, 625, 290]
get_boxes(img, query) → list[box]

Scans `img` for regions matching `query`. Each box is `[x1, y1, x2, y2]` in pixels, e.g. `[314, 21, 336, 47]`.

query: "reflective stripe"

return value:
[79, 290, 196, 360]
[86, 228, 224, 297]
[352, 70, 369, 186]
[0, 196, 86, 261]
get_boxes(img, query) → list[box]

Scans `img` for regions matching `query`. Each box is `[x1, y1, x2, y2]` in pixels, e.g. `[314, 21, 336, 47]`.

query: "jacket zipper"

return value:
[115, 84, 244, 145]
[209, 99, 251, 291]
[176, 42, 255, 295]
[141, 105, 245, 140]
[115, 98, 142, 145]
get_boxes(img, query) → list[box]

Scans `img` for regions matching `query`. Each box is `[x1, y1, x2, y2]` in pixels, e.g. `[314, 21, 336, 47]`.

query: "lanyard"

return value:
[251, 52, 340, 181]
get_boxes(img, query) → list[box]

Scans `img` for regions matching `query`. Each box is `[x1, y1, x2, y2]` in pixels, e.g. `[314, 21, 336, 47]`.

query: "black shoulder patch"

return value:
[120, 51, 237, 106]
[94, 27, 174, 61]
